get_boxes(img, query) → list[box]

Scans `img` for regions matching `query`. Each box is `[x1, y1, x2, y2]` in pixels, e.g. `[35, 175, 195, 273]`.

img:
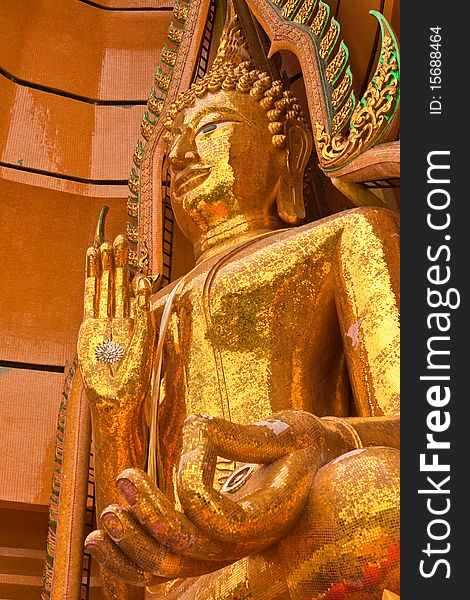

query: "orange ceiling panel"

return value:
[0, 177, 128, 366]
[0, 368, 64, 505]
[0, 78, 145, 181]
[0, 0, 173, 101]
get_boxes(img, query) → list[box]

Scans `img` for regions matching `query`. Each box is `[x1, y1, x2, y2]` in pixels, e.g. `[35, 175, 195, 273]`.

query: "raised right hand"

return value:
[77, 234, 156, 415]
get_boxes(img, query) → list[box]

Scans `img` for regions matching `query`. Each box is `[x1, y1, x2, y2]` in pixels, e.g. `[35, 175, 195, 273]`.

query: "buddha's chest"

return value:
[160, 234, 342, 422]
[177, 241, 334, 352]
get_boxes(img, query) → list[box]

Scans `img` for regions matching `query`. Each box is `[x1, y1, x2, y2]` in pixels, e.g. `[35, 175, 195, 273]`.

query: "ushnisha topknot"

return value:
[163, 18, 307, 149]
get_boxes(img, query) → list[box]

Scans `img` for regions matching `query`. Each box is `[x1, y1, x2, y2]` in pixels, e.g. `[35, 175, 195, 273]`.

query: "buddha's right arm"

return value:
[84, 409, 361, 576]
[85, 410, 399, 597]
[345, 415, 400, 449]
[77, 236, 156, 516]
[89, 392, 149, 510]
[333, 208, 400, 418]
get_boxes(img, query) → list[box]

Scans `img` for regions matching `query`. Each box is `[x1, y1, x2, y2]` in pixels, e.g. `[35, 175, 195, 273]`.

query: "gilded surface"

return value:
[126, 222, 139, 243]
[293, 0, 318, 25]
[331, 90, 355, 135]
[78, 18, 399, 600]
[331, 64, 352, 107]
[310, 2, 329, 36]
[319, 18, 339, 61]
[147, 93, 165, 119]
[133, 140, 145, 169]
[167, 23, 185, 46]
[161, 46, 178, 69]
[128, 170, 139, 196]
[155, 67, 172, 93]
[326, 42, 348, 85]
[316, 15, 400, 170]
[140, 118, 155, 144]
[173, 0, 191, 23]
[127, 200, 138, 224]
[281, 0, 300, 20]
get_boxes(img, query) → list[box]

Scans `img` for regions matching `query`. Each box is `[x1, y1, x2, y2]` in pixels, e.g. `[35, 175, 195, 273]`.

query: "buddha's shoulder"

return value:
[150, 277, 182, 313]
[265, 206, 399, 247]
[298, 206, 398, 235]
[150, 207, 399, 311]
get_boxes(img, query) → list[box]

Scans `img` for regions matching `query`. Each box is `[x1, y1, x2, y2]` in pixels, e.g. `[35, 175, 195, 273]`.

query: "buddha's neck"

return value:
[194, 215, 285, 263]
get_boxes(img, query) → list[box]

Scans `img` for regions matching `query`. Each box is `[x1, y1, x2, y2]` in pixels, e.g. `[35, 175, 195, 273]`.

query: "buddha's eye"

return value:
[201, 123, 217, 134]
[195, 120, 234, 139]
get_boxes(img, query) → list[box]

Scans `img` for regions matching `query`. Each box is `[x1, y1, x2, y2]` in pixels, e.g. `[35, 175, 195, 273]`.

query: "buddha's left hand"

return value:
[84, 410, 353, 585]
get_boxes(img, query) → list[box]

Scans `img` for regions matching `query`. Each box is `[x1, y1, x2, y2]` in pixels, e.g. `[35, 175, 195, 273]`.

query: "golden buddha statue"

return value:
[77, 18, 400, 600]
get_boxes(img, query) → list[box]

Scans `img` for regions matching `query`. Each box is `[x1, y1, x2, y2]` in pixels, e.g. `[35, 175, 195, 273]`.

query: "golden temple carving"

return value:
[293, 0, 317, 25]
[319, 18, 339, 60]
[315, 13, 400, 171]
[310, 2, 329, 36]
[331, 65, 352, 108]
[326, 43, 348, 87]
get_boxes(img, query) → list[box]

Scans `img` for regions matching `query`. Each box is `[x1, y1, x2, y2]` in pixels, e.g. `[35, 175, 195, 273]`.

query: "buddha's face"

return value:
[167, 89, 286, 246]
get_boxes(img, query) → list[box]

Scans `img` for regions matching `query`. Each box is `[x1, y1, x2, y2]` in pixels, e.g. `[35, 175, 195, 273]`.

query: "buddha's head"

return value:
[164, 20, 313, 256]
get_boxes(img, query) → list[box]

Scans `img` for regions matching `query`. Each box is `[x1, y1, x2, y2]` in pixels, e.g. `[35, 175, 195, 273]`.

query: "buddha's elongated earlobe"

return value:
[276, 121, 312, 224]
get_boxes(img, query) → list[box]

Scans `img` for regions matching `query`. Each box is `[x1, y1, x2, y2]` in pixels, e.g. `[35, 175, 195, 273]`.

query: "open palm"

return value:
[77, 235, 156, 412]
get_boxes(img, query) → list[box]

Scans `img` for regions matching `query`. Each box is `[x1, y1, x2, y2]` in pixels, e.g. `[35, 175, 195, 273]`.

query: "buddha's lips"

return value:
[173, 167, 211, 197]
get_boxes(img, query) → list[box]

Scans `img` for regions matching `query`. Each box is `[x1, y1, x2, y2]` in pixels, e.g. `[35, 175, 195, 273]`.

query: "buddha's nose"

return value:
[169, 136, 199, 171]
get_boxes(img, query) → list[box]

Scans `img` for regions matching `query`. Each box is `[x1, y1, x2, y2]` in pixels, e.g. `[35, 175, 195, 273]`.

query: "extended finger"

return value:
[128, 275, 154, 352]
[84, 247, 99, 319]
[113, 235, 129, 318]
[182, 410, 321, 466]
[130, 273, 151, 316]
[177, 414, 318, 542]
[101, 505, 231, 578]
[98, 242, 114, 318]
[84, 529, 160, 587]
[117, 468, 253, 561]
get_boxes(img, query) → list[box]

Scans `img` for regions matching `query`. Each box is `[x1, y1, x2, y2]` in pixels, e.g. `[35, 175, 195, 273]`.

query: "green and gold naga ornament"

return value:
[127, 0, 192, 269]
[314, 11, 400, 171]
[41, 360, 77, 600]
[266, 0, 400, 171]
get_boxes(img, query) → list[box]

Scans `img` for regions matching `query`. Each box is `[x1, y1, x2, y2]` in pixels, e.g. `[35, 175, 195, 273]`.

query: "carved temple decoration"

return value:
[126, 0, 215, 272]
[243, 0, 400, 175]
[315, 12, 400, 172]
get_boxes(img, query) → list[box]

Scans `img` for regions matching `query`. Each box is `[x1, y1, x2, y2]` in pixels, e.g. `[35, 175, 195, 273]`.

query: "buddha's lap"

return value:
[274, 446, 400, 596]
[150, 447, 399, 599]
